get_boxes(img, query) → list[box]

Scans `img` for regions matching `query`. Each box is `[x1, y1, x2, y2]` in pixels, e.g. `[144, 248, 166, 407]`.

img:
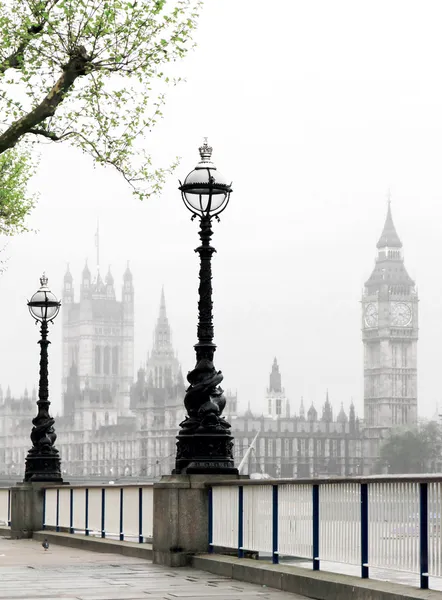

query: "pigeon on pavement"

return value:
[42, 539, 49, 551]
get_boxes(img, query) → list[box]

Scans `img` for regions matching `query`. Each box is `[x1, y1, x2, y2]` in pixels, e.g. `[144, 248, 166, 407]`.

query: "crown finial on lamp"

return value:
[199, 137, 213, 162]
[40, 272, 48, 287]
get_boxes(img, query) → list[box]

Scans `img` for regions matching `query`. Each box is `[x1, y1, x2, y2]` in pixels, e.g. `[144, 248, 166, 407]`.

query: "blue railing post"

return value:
[41, 489, 45, 530]
[272, 484, 279, 564]
[138, 487, 143, 543]
[208, 486, 214, 553]
[101, 488, 106, 538]
[420, 482, 429, 590]
[69, 488, 74, 534]
[85, 488, 89, 536]
[360, 483, 369, 579]
[56, 488, 60, 532]
[119, 488, 124, 541]
[312, 484, 320, 571]
[238, 486, 244, 558]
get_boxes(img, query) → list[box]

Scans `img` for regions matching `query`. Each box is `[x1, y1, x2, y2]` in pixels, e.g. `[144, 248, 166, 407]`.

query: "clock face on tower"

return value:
[364, 303, 378, 328]
[391, 302, 412, 327]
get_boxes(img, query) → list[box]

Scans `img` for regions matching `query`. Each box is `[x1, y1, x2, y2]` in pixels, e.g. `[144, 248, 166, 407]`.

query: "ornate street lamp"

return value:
[173, 139, 238, 474]
[24, 274, 63, 482]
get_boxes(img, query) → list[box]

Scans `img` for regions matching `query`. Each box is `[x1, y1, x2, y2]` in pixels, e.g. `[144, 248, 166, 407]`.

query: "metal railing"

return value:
[208, 476, 442, 590]
[43, 484, 154, 542]
[0, 487, 11, 527]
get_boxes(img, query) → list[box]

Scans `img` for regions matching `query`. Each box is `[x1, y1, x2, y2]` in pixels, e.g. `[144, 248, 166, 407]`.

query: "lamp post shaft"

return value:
[195, 215, 216, 360]
[38, 320, 50, 407]
[24, 321, 62, 483]
[173, 216, 237, 475]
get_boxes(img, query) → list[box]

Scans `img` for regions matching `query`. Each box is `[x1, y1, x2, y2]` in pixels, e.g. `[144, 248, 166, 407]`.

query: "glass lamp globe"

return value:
[179, 139, 232, 218]
[28, 273, 61, 322]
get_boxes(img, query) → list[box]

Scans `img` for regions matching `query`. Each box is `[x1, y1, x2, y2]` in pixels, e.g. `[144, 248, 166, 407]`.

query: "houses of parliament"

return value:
[0, 205, 420, 478]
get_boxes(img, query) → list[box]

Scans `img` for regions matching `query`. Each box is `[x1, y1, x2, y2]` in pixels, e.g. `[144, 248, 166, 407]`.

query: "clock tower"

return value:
[362, 203, 418, 444]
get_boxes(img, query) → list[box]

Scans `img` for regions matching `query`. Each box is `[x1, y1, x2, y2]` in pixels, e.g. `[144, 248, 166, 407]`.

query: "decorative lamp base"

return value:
[173, 432, 238, 475]
[24, 452, 63, 483]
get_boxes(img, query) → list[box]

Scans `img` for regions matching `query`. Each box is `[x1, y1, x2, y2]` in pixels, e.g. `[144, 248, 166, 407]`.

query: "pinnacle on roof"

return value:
[376, 202, 402, 249]
[159, 285, 167, 321]
[123, 260, 132, 280]
[269, 356, 282, 393]
[322, 389, 333, 422]
[307, 402, 317, 421]
[299, 396, 305, 419]
[82, 259, 91, 278]
[105, 265, 114, 285]
[337, 402, 348, 423]
[64, 263, 73, 283]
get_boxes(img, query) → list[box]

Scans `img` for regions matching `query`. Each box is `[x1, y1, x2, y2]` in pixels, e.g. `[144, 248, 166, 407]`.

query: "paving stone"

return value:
[0, 538, 306, 599]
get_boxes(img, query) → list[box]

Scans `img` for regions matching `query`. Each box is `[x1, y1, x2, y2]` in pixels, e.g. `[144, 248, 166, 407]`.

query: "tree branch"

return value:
[0, 0, 61, 75]
[0, 46, 91, 153]
[28, 128, 77, 141]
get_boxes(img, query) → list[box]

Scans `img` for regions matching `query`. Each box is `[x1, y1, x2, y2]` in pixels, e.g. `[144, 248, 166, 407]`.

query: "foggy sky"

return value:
[1, 0, 442, 420]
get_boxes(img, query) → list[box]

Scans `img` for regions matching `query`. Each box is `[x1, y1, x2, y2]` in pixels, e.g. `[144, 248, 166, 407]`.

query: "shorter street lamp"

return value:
[24, 274, 63, 482]
[173, 139, 238, 474]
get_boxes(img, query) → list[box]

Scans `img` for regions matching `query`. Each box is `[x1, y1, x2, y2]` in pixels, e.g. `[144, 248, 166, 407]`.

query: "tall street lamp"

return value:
[173, 139, 238, 474]
[24, 274, 63, 482]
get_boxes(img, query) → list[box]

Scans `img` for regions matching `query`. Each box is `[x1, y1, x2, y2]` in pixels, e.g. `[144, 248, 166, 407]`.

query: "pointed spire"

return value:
[64, 263, 73, 284]
[307, 402, 317, 422]
[152, 287, 172, 354]
[377, 200, 402, 249]
[124, 260, 132, 281]
[299, 396, 305, 420]
[159, 285, 167, 321]
[337, 402, 348, 423]
[349, 398, 355, 422]
[105, 265, 114, 286]
[82, 259, 91, 278]
[6, 386, 11, 400]
[269, 357, 282, 393]
[322, 389, 333, 422]
[245, 399, 254, 418]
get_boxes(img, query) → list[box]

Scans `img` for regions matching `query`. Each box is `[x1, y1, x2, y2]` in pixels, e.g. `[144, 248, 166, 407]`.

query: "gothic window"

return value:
[268, 399, 272, 414]
[112, 347, 119, 375]
[95, 347, 101, 374]
[276, 399, 282, 415]
[92, 412, 97, 429]
[103, 346, 110, 375]
[105, 412, 109, 426]
[402, 345, 408, 368]
[284, 439, 290, 455]
[392, 345, 397, 367]
[276, 438, 281, 457]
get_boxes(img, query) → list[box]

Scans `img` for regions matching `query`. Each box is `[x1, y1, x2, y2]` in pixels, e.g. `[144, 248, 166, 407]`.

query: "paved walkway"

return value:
[0, 537, 307, 600]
